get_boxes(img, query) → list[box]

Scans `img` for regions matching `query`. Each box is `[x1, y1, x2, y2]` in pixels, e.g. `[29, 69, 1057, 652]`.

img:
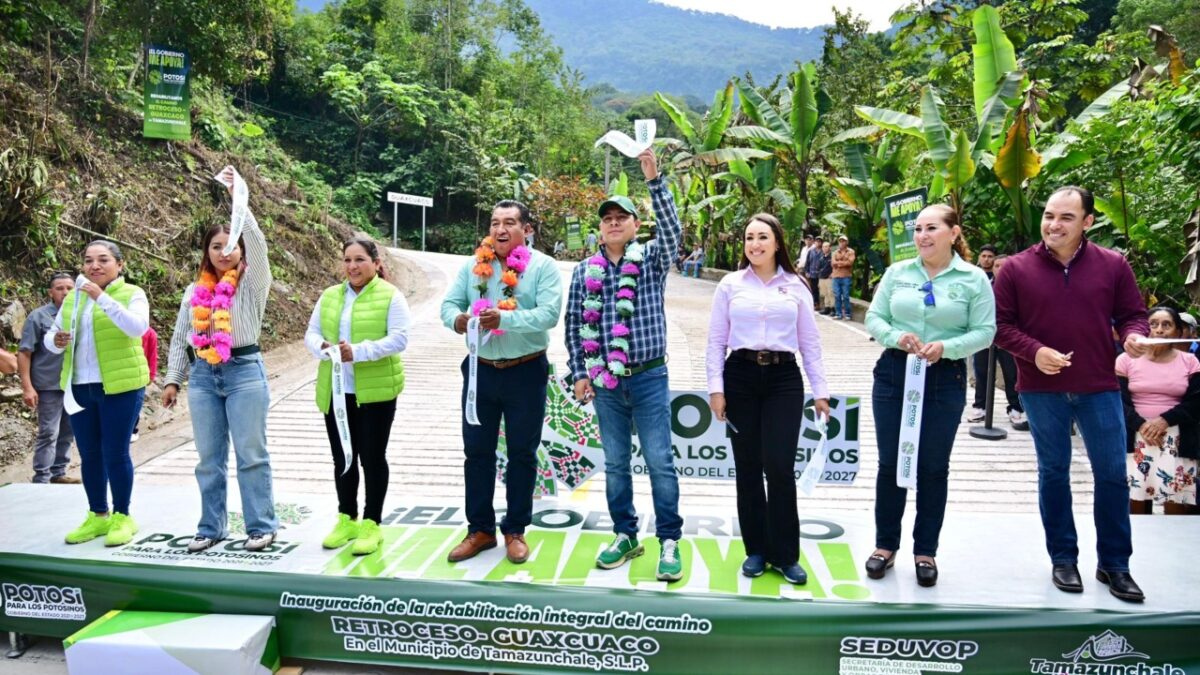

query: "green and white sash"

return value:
[896, 354, 927, 490]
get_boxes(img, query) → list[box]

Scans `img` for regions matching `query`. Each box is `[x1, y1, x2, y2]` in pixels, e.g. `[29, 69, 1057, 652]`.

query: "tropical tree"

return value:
[320, 60, 430, 171]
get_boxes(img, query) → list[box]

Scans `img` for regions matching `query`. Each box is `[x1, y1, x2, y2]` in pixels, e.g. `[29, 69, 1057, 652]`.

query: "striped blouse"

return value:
[165, 210, 271, 386]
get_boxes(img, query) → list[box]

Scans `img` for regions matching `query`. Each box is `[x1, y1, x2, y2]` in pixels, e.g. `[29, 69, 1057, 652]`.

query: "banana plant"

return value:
[853, 5, 1025, 224]
[655, 82, 772, 169]
[829, 137, 902, 293]
[728, 61, 831, 228]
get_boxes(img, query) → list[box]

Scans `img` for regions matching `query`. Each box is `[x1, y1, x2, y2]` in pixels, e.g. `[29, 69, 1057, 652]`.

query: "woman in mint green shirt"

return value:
[863, 204, 996, 588]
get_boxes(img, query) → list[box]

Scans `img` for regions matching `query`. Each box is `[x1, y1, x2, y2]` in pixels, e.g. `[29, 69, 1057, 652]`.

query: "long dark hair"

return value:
[199, 222, 246, 279]
[344, 238, 388, 281]
[738, 213, 798, 275]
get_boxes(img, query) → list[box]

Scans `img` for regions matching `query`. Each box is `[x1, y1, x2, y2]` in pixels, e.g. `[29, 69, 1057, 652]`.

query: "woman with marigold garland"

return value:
[440, 200, 562, 566]
[305, 239, 411, 555]
[163, 166, 278, 553]
[45, 240, 149, 547]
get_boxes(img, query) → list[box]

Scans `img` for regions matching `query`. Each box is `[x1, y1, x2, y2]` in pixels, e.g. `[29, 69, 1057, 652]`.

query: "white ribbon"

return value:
[323, 345, 353, 476]
[465, 317, 482, 426]
[896, 354, 927, 490]
[61, 275, 89, 415]
[594, 119, 656, 158]
[214, 166, 249, 256]
[1135, 337, 1197, 345]
[798, 414, 830, 496]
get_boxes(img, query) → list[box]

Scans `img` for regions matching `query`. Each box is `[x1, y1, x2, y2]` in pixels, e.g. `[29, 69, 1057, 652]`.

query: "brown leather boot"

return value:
[1129, 499, 1153, 515]
[504, 533, 529, 564]
[447, 531, 497, 562]
[1164, 502, 1190, 515]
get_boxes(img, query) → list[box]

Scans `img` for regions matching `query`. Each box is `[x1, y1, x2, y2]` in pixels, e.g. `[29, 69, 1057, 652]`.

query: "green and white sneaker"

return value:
[352, 519, 382, 556]
[656, 539, 683, 581]
[65, 512, 110, 544]
[596, 533, 644, 569]
[323, 514, 359, 549]
[104, 513, 138, 547]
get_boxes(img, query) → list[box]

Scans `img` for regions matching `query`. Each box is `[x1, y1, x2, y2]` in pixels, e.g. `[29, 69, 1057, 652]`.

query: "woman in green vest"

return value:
[44, 241, 150, 547]
[305, 239, 410, 555]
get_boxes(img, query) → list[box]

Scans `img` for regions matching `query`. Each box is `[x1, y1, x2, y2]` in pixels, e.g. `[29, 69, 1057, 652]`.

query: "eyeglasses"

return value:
[920, 280, 935, 307]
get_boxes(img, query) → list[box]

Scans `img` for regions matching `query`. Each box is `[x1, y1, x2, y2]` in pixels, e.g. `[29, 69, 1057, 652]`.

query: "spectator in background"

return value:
[795, 234, 815, 272]
[817, 241, 834, 315]
[804, 237, 826, 311]
[1119, 306, 1199, 515]
[831, 235, 855, 320]
[976, 244, 997, 280]
[585, 230, 598, 254]
[968, 245, 1026, 430]
[682, 244, 705, 278]
[19, 273, 79, 484]
[553, 240, 566, 258]
[131, 327, 158, 443]
[1178, 313, 1199, 355]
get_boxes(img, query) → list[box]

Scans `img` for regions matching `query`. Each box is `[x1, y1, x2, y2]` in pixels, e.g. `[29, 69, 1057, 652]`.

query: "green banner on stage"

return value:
[143, 44, 191, 140]
[566, 216, 582, 251]
[883, 187, 927, 263]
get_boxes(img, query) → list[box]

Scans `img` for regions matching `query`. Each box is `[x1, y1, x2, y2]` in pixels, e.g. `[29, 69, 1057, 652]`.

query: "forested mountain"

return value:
[519, 0, 824, 97]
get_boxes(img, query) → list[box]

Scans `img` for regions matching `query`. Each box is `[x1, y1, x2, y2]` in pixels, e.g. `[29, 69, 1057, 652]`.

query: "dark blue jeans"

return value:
[460, 354, 548, 536]
[872, 350, 966, 557]
[833, 277, 853, 319]
[1019, 391, 1132, 572]
[724, 357, 805, 567]
[69, 384, 143, 515]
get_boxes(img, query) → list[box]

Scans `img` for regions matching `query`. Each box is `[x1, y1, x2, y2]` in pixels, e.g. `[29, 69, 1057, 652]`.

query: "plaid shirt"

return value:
[566, 176, 682, 380]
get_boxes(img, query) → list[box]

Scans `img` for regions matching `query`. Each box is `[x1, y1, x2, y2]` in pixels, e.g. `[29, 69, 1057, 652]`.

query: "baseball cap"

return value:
[838, 235, 849, 242]
[598, 195, 639, 219]
[1181, 312, 1197, 329]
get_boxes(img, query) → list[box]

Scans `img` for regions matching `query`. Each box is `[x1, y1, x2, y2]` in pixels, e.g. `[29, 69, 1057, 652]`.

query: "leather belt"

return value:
[187, 344, 261, 364]
[478, 350, 547, 370]
[627, 355, 667, 375]
[733, 349, 796, 366]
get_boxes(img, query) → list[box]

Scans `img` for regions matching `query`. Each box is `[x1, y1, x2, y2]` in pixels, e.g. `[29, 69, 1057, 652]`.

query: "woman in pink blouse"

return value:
[706, 214, 831, 585]
[1118, 306, 1200, 514]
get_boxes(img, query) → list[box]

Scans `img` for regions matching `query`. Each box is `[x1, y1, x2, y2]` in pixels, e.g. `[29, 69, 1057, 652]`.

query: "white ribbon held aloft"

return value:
[594, 119, 656, 158]
[323, 345, 354, 476]
[214, 166, 249, 256]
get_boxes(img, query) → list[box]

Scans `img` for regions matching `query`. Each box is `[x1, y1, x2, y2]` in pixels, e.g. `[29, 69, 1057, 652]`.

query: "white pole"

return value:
[421, 207, 427, 252]
[392, 202, 398, 248]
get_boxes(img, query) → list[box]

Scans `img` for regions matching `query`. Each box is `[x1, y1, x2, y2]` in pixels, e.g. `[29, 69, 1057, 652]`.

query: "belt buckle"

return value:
[755, 351, 772, 366]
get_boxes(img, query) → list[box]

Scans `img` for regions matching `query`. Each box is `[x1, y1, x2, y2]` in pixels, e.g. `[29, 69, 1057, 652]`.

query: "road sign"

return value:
[387, 192, 433, 208]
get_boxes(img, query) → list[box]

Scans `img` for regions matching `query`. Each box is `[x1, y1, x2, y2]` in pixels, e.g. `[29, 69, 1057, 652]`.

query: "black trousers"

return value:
[723, 356, 805, 567]
[972, 347, 1022, 412]
[324, 393, 397, 523]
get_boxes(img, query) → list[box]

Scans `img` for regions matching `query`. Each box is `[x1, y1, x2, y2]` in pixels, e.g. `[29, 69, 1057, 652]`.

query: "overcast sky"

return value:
[651, 0, 902, 31]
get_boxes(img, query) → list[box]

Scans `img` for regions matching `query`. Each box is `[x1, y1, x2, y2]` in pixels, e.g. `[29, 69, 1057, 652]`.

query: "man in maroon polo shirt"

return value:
[993, 186, 1149, 603]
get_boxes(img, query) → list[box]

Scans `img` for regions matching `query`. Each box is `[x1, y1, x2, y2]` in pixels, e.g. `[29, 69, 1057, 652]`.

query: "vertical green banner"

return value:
[143, 44, 191, 141]
[565, 216, 582, 251]
[882, 187, 927, 263]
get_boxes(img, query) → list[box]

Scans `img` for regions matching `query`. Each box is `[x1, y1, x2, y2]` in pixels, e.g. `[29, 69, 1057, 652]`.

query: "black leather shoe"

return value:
[1051, 564, 1083, 593]
[1096, 569, 1145, 602]
[915, 559, 938, 587]
[865, 552, 895, 580]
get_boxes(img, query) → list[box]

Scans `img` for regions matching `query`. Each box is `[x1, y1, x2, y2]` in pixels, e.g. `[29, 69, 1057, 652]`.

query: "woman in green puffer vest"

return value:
[304, 239, 411, 555]
[44, 241, 150, 547]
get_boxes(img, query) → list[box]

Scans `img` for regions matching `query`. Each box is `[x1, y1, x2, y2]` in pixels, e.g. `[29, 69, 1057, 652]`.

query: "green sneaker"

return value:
[322, 514, 359, 549]
[596, 533, 643, 569]
[352, 519, 381, 556]
[104, 513, 138, 547]
[65, 512, 111, 544]
[656, 539, 683, 581]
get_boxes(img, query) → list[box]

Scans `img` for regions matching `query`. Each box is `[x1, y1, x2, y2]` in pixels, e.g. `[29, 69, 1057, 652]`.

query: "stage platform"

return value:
[1, 483, 1197, 674]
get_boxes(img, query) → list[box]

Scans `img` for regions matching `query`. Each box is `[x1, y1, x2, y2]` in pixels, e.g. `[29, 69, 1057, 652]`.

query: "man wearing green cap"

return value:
[565, 148, 685, 582]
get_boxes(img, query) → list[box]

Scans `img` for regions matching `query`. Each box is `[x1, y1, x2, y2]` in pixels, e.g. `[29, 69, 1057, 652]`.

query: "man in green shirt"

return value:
[440, 200, 563, 566]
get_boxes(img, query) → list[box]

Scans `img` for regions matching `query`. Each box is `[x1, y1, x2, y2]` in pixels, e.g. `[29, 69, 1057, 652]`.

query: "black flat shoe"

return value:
[915, 559, 938, 587]
[1096, 569, 1145, 602]
[865, 552, 895, 580]
[1052, 564, 1084, 593]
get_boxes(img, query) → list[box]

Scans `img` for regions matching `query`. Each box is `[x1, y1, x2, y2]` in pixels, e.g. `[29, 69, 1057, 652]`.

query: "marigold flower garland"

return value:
[190, 268, 239, 364]
[580, 241, 643, 389]
[471, 237, 530, 336]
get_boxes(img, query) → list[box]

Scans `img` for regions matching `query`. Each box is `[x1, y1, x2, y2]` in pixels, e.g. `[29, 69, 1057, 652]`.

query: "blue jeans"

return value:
[682, 260, 702, 278]
[1019, 391, 1132, 572]
[872, 350, 966, 556]
[592, 365, 683, 542]
[188, 354, 277, 538]
[70, 384, 142, 514]
[833, 277, 852, 318]
[460, 354, 548, 535]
